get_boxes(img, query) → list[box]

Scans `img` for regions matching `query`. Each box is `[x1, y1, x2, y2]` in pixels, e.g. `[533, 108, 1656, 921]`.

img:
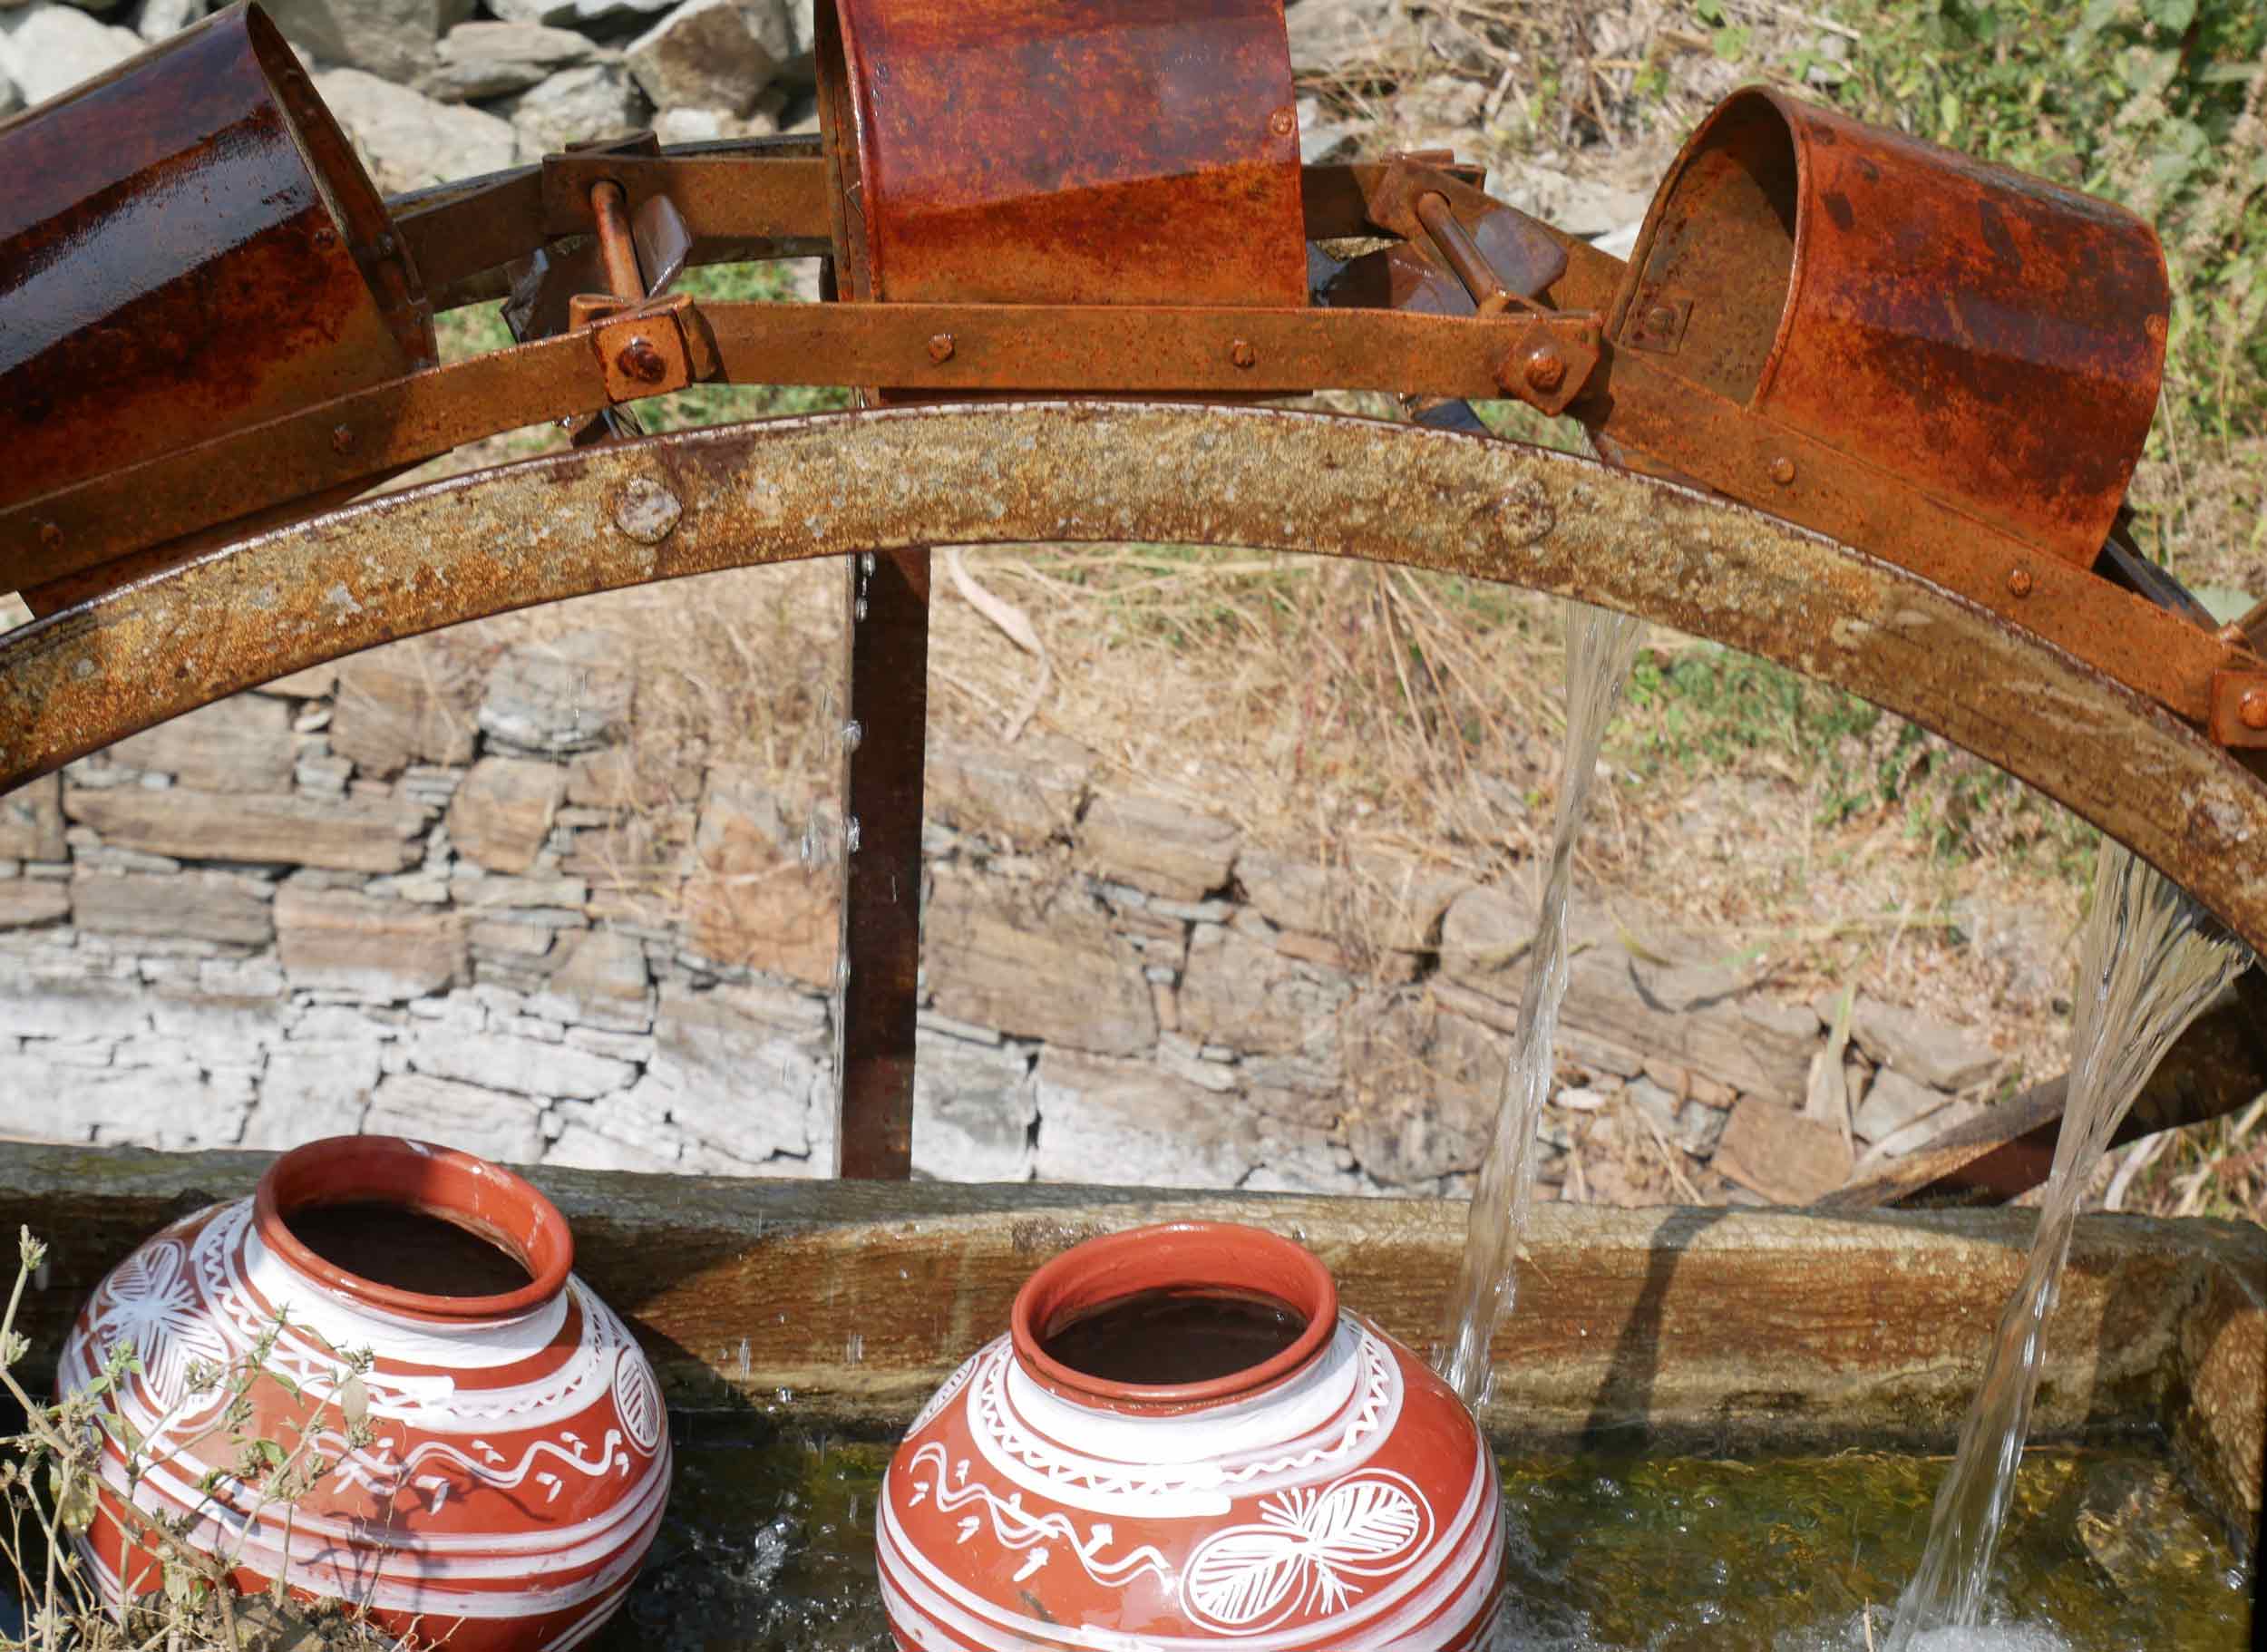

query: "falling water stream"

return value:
[1436, 600, 1644, 1406]
[1883, 841, 2257, 1649]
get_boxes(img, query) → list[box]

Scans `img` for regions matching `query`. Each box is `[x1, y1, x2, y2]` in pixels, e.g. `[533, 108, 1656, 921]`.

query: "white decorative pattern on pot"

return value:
[878, 1220, 1506, 1649]
[57, 1135, 671, 1652]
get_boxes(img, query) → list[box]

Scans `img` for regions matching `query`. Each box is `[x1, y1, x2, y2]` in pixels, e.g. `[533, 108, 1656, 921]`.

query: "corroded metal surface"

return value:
[0, 3, 433, 536]
[7, 1143, 2263, 1529]
[827, 0, 1305, 307]
[0, 303, 1562, 587]
[837, 547, 930, 1181]
[1, 403, 2262, 957]
[1606, 87, 2167, 569]
[1583, 350, 2243, 724]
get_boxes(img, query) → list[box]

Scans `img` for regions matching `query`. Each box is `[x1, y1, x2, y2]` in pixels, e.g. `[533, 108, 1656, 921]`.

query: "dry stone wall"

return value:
[0, 613, 2009, 1196]
[0, 0, 1987, 1194]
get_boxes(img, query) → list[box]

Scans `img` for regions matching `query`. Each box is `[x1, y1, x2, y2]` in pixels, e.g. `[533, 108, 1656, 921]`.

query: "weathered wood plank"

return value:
[4, 1144, 2261, 1534]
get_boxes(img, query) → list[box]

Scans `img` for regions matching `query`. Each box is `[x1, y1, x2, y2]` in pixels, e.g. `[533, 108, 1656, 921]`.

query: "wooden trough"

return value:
[8, 1141, 2263, 1558]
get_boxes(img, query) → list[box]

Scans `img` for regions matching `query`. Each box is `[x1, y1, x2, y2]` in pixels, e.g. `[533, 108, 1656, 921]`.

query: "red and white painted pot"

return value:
[878, 1221, 1506, 1650]
[57, 1136, 671, 1652]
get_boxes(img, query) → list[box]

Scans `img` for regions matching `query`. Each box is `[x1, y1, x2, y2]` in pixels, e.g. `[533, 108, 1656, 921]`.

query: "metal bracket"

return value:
[569, 292, 720, 403]
[538, 131, 666, 231]
[1496, 312, 1604, 416]
[1362, 159, 1569, 302]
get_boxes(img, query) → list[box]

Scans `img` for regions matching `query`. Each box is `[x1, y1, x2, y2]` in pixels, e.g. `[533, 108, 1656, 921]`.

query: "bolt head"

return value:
[617, 336, 668, 384]
[1230, 338, 1258, 370]
[1643, 304, 1678, 338]
[2241, 689, 2267, 732]
[36, 520, 62, 550]
[1269, 106, 1296, 138]
[330, 424, 356, 455]
[2007, 568, 2035, 598]
[927, 332, 956, 364]
[1523, 348, 1567, 394]
[1768, 455, 1796, 486]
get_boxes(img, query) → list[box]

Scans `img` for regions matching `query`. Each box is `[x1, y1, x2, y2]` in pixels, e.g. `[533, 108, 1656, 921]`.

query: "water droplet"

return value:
[840, 719, 863, 753]
[844, 815, 861, 853]
[861, 552, 876, 574]
[854, 598, 869, 621]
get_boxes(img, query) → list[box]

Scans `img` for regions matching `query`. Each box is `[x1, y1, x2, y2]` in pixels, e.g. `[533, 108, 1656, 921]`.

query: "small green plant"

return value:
[1, 1228, 384, 1652]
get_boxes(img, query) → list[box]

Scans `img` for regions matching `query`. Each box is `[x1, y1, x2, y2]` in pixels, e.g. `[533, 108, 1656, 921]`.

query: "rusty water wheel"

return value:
[0, 402, 2260, 1201]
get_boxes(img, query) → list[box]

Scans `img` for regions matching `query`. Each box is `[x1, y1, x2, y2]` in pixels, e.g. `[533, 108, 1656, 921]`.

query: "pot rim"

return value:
[1010, 1220, 1338, 1412]
[254, 1134, 573, 1323]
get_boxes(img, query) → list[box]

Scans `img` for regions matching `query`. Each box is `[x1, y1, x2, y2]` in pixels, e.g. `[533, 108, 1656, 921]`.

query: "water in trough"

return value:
[1883, 842, 2257, 1647]
[597, 1421, 2249, 1652]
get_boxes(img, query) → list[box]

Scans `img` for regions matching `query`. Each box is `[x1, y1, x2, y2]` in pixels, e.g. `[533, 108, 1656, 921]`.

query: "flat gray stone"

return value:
[67, 785, 428, 873]
[1852, 1067, 1951, 1145]
[364, 1073, 546, 1165]
[424, 19, 594, 99]
[448, 756, 565, 875]
[503, 63, 650, 159]
[0, 773, 63, 861]
[924, 872, 1155, 1058]
[924, 734, 1094, 850]
[1033, 1048, 1260, 1188]
[407, 1024, 636, 1100]
[262, 0, 473, 79]
[242, 1046, 381, 1149]
[72, 871, 273, 947]
[0, 5, 141, 105]
[1178, 920, 1352, 1057]
[107, 695, 294, 792]
[0, 880, 70, 930]
[316, 67, 521, 194]
[277, 885, 466, 1000]
[1078, 787, 1239, 901]
[625, 0, 779, 114]
[912, 1031, 1036, 1182]
[1840, 995, 2000, 1092]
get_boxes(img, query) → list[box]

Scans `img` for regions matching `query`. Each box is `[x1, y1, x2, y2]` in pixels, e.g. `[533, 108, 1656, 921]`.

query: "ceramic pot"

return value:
[57, 1136, 671, 1652]
[878, 1221, 1505, 1649]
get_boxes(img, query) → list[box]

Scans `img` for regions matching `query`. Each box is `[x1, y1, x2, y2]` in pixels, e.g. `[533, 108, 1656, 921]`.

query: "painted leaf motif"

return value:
[1183, 1528, 1314, 1629]
[1183, 1475, 1428, 1632]
[91, 1241, 229, 1408]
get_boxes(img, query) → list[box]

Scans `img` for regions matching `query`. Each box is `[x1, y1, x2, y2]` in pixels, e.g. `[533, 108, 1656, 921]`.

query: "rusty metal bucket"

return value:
[1606, 87, 2169, 569]
[0, 1, 434, 569]
[813, 0, 1307, 308]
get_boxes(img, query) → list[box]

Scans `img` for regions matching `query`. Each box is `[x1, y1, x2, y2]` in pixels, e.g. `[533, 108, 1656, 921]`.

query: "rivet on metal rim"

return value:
[927, 333, 956, 364]
[331, 425, 356, 455]
[2242, 689, 2267, 733]
[36, 521, 62, 550]
[612, 477, 682, 545]
[1268, 107, 1296, 138]
[1230, 338, 1258, 370]
[1523, 349, 1566, 394]
[2008, 568, 2035, 598]
[1497, 478, 1555, 548]
[1768, 456, 1795, 486]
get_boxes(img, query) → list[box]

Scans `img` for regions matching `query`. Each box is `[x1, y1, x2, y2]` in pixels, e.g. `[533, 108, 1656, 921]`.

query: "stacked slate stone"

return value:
[0, 603, 2005, 1195]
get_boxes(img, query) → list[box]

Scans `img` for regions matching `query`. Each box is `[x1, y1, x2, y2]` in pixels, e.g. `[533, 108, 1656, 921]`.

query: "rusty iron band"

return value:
[2, 401, 2261, 955]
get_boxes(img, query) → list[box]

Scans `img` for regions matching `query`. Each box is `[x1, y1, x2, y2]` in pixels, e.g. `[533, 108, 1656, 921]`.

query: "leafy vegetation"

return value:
[2, 1229, 384, 1652]
[1711, 0, 2267, 588]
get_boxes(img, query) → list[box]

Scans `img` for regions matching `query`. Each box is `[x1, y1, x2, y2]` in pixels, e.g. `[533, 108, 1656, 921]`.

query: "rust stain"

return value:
[0, 403, 2257, 956]
[0, 4, 432, 584]
[827, 0, 1304, 308]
